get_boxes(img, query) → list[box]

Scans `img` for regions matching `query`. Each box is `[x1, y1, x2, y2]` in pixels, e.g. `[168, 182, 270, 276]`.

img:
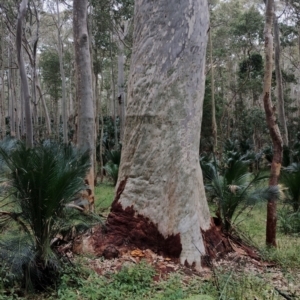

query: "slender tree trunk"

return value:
[36, 78, 51, 137]
[16, 0, 33, 147]
[56, 0, 68, 143]
[263, 0, 283, 247]
[110, 32, 118, 150]
[73, 0, 95, 211]
[0, 18, 5, 138]
[99, 72, 104, 182]
[274, 16, 288, 146]
[209, 28, 217, 152]
[117, 21, 128, 143]
[8, 46, 15, 137]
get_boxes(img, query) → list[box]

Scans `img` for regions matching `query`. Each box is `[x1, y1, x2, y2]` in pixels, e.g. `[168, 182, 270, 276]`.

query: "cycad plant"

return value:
[0, 141, 91, 290]
[201, 158, 278, 232]
[104, 149, 121, 186]
[281, 163, 300, 212]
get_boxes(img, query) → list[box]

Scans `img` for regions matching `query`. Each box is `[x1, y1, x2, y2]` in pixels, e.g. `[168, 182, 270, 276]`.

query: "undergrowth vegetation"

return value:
[1, 139, 300, 298]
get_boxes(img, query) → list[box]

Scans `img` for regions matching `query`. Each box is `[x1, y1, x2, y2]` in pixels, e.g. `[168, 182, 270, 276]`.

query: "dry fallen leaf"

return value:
[131, 249, 145, 257]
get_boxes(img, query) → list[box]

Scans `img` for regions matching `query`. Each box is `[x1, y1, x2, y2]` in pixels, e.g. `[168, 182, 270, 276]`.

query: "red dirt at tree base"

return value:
[100, 201, 182, 259]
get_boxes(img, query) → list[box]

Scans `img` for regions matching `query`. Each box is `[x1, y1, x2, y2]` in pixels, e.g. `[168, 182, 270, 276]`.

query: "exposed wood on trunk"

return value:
[263, 0, 283, 247]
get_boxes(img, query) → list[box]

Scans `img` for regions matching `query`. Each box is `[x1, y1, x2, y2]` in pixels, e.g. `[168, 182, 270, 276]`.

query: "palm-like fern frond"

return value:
[202, 159, 278, 231]
[0, 141, 93, 290]
[282, 163, 300, 212]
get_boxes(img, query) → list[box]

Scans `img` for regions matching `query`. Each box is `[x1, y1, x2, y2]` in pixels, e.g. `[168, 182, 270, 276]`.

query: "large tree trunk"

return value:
[73, 0, 95, 211]
[274, 16, 288, 146]
[263, 0, 283, 247]
[107, 0, 220, 269]
[16, 0, 33, 147]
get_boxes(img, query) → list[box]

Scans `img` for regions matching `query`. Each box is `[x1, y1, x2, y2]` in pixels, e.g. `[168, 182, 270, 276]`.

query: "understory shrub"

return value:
[0, 140, 98, 291]
[104, 149, 121, 185]
[201, 156, 278, 231]
[278, 208, 300, 235]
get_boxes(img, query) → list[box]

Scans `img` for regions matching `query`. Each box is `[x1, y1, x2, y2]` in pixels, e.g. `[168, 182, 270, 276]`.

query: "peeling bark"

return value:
[107, 0, 212, 269]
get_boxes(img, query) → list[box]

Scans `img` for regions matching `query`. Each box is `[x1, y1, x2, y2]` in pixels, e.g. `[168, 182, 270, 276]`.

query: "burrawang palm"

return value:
[201, 159, 279, 232]
[0, 141, 92, 291]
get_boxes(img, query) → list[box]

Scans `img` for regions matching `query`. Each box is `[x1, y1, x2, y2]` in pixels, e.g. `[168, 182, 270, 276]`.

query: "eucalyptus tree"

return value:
[55, 0, 68, 143]
[274, 14, 288, 146]
[107, 0, 225, 268]
[73, 0, 95, 210]
[16, 0, 33, 147]
[263, 0, 283, 247]
[204, 1, 266, 148]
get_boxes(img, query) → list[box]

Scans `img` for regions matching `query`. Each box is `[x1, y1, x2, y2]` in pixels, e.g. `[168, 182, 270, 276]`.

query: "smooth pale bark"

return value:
[99, 73, 104, 182]
[0, 19, 5, 138]
[56, 0, 68, 143]
[16, 0, 33, 147]
[117, 21, 129, 143]
[111, 0, 211, 268]
[209, 28, 217, 152]
[8, 46, 15, 137]
[263, 0, 283, 247]
[36, 78, 51, 137]
[73, 0, 95, 210]
[110, 32, 118, 149]
[274, 16, 288, 146]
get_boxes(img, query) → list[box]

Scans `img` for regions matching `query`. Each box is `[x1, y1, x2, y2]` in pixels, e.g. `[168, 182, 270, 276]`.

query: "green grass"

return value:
[235, 202, 300, 268]
[94, 181, 115, 214]
[1, 183, 300, 299]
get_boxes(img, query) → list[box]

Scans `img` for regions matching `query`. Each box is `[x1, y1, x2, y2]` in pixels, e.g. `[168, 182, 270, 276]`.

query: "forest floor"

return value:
[71, 182, 300, 299]
[1, 182, 300, 299]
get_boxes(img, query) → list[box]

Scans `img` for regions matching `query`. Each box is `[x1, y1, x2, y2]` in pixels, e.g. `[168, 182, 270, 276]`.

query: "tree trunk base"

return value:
[72, 180, 259, 268]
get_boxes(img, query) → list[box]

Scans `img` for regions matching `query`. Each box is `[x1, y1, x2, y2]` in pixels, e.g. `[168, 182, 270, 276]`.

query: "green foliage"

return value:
[94, 182, 115, 213]
[201, 156, 278, 231]
[278, 208, 300, 235]
[0, 141, 93, 290]
[230, 6, 264, 47]
[103, 149, 121, 186]
[281, 163, 300, 212]
[216, 270, 280, 299]
[239, 53, 263, 79]
[39, 48, 61, 101]
[56, 262, 155, 300]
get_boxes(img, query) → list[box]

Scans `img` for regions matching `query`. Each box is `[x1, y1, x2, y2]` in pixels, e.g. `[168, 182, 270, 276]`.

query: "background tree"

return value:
[73, 0, 95, 211]
[16, 0, 33, 147]
[263, 0, 283, 247]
